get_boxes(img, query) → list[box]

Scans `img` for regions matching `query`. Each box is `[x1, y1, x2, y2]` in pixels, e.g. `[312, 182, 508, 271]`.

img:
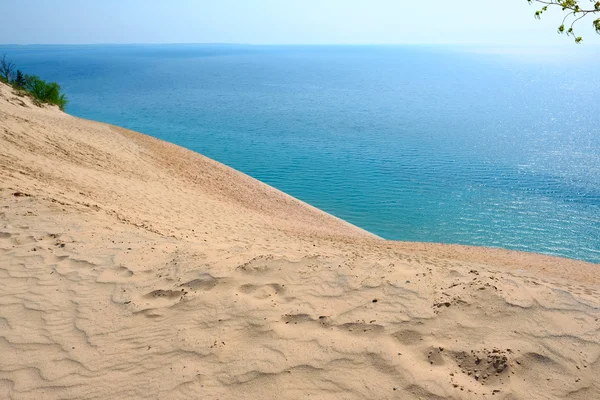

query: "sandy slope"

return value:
[0, 81, 599, 400]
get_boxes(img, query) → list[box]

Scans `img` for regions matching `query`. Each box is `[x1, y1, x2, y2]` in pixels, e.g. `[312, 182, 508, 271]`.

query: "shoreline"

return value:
[67, 111, 598, 268]
[94, 116, 600, 273]
[98, 119, 600, 270]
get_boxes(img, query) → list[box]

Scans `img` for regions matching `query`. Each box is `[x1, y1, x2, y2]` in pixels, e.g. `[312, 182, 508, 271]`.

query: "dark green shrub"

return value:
[24, 74, 68, 111]
[14, 70, 26, 89]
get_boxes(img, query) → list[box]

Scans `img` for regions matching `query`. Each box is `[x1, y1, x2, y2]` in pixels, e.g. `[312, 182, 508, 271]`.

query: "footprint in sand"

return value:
[179, 273, 219, 292]
[97, 265, 134, 283]
[392, 329, 423, 345]
[238, 283, 285, 300]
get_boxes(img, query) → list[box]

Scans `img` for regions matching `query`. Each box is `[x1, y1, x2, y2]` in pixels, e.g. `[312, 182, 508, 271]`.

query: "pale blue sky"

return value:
[2, 0, 599, 45]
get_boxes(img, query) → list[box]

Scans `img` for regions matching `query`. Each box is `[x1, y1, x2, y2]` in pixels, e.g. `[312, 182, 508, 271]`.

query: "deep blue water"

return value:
[2, 44, 599, 263]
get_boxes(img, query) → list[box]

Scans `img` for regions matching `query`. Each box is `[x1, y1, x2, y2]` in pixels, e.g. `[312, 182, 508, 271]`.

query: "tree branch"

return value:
[529, 0, 600, 42]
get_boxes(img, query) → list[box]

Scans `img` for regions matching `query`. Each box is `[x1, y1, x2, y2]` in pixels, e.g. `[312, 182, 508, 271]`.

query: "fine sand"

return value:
[1, 81, 599, 399]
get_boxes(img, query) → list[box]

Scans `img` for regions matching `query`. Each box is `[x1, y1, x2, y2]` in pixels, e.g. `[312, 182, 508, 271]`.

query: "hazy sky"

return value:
[2, 0, 600, 45]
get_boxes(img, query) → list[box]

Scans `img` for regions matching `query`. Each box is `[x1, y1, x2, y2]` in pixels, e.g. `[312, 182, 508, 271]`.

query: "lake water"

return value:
[2, 44, 599, 263]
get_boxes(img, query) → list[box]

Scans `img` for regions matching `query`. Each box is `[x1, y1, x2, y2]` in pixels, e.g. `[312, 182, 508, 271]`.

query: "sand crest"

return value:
[1, 82, 599, 399]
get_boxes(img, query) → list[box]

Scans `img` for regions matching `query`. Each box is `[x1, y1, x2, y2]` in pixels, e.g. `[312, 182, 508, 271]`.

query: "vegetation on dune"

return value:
[0, 54, 15, 82]
[528, 0, 600, 43]
[22, 75, 68, 110]
[1, 54, 68, 111]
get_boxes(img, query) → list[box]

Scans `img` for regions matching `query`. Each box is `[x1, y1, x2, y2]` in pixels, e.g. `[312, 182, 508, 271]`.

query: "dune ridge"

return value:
[0, 81, 599, 399]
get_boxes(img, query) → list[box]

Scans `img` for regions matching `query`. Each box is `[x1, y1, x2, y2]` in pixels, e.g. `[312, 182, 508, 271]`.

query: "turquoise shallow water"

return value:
[2, 44, 599, 263]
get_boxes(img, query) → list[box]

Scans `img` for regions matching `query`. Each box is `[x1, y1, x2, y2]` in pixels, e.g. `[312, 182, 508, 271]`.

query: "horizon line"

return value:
[0, 42, 588, 47]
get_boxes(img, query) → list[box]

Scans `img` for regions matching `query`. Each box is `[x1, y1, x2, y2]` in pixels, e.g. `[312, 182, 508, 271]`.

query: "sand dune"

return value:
[1, 81, 599, 399]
